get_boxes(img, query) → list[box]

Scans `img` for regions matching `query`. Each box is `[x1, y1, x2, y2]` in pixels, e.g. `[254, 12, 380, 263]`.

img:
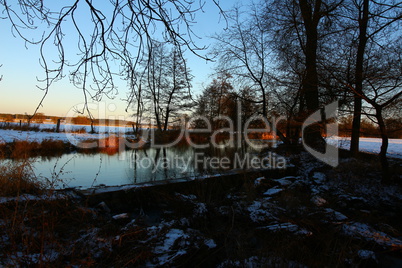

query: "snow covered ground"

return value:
[37, 122, 132, 133]
[327, 136, 402, 159]
[0, 128, 98, 143]
[0, 123, 132, 144]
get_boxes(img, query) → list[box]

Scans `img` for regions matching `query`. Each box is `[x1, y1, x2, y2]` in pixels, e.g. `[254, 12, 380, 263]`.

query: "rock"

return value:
[96, 201, 111, 213]
[312, 172, 326, 184]
[311, 195, 327, 206]
[324, 208, 348, 222]
[248, 201, 278, 223]
[341, 222, 402, 249]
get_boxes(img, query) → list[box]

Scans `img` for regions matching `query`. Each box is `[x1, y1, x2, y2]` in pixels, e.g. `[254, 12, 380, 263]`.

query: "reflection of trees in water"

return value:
[127, 147, 187, 184]
[195, 138, 251, 172]
[126, 137, 274, 184]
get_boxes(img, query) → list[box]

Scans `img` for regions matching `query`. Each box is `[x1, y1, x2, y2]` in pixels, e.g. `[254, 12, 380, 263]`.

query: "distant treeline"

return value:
[0, 113, 136, 127]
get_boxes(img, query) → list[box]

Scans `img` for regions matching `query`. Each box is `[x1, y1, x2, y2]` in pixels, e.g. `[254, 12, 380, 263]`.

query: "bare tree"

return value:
[161, 48, 194, 131]
[139, 42, 193, 131]
[0, 0, 224, 120]
[295, 0, 344, 151]
[212, 3, 291, 143]
[213, 4, 271, 118]
[236, 0, 343, 150]
[317, 0, 402, 179]
[341, 0, 402, 157]
[348, 0, 370, 155]
[194, 73, 234, 130]
[347, 40, 402, 180]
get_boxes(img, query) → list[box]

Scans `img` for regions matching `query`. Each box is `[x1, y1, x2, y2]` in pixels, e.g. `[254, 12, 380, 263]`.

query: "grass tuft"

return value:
[0, 159, 44, 196]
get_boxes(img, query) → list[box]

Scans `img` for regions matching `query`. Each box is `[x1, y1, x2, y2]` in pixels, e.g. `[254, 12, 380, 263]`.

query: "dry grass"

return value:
[0, 159, 44, 197]
[66, 127, 87, 134]
[0, 122, 40, 132]
[0, 139, 71, 159]
[0, 197, 102, 266]
[0, 156, 111, 266]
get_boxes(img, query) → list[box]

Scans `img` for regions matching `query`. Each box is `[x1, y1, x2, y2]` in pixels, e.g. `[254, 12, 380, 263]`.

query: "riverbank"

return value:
[1, 124, 402, 159]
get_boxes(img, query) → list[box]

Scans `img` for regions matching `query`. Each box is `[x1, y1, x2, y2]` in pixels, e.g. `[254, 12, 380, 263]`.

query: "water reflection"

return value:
[33, 139, 277, 189]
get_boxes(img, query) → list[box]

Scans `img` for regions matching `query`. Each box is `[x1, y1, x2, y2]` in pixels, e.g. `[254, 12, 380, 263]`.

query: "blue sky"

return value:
[0, 1, 242, 119]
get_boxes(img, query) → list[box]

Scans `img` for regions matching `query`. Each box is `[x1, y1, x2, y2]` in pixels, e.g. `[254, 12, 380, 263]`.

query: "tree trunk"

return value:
[375, 107, 390, 182]
[299, 0, 324, 152]
[164, 89, 175, 131]
[163, 108, 170, 131]
[135, 85, 142, 133]
[153, 103, 162, 132]
[350, 97, 362, 154]
[261, 83, 267, 118]
[350, 0, 369, 156]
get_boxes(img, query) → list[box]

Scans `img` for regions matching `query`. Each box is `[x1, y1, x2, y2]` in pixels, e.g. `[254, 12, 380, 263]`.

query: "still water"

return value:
[33, 141, 277, 189]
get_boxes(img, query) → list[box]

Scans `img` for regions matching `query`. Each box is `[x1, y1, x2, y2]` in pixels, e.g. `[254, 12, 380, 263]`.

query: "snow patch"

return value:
[112, 213, 129, 220]
[327, 137, 402, 159]
[0, 191, 79, 204]
[358, 249, 376, 260]
[152, 227, 216, 266]
[261, 222, 312, 236]
[175, 193, 197, 201]
[312, 172, 326, 183]
[248, 201, 277, 223]
[218, 256, 308, 268]
[194, 202, 208, 217]
[263, 186, 283, 196]
[204, 238, 217, 249]
[5, 250, 60, 266]
[275, 176, 297, 186]
[254, 176, 266, 186]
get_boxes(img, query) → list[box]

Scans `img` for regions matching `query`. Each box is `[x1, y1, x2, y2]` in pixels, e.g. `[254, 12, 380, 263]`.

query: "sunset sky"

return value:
[0, 1, 239, 119]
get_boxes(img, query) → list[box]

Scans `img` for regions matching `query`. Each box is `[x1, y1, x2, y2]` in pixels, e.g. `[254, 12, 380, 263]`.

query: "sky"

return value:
[0, 1, 242, 120]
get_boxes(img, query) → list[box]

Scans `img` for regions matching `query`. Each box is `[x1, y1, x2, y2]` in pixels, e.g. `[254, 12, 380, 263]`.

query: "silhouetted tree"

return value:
[0, 0, 223, 120]
[194, 73, 234, 130]
[253, 0, 343, 149]
[139, 42, 193, 131]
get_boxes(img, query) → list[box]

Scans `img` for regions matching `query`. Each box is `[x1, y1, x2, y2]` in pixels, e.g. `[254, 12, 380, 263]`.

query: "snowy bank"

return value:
[327, 136, 402, 159]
